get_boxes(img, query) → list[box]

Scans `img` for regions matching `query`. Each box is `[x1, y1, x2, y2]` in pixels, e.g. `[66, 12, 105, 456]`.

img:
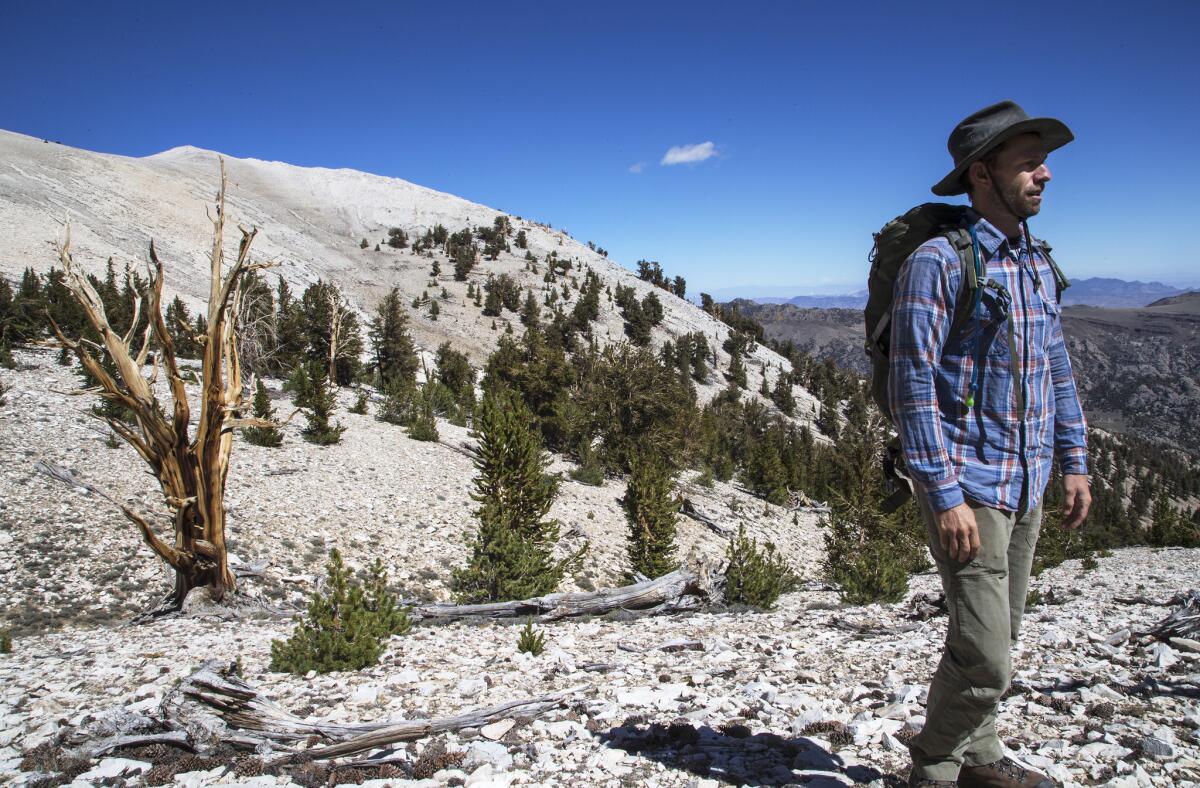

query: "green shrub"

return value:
[516, 619, 546, 656]
[349, 388, 368, 415]
[568, 441, 605, 486]
[1080, 555, 1099, 571]
[270, 549, 410, 674]
[407, 388, 439, 442]
[723, 525, 798, 609]
[243, 378, 284, 447]
[623, 449, 680, 580]
[452, 388, 582, 603]
[293, 363, 345, 446]
[378, 378, 416, 425]
[0, 629, 11, 654]
[825, 537, 909, 605]
[1026, 588, 1044, 608]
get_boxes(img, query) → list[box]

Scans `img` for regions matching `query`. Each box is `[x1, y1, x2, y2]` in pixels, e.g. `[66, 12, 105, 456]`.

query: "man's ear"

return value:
[968, 160, 990, 190]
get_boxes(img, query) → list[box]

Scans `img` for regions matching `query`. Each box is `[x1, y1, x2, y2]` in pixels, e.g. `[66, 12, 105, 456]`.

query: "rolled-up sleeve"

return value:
[1047, 311, 1089, 475]
[889, 245, 963, 513]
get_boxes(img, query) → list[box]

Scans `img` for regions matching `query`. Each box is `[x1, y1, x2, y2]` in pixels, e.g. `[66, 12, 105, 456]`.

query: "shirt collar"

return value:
[964, 208, 1011, 257]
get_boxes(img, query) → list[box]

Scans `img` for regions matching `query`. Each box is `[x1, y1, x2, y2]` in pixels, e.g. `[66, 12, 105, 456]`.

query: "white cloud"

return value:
[628, 161, 646, 174]
[660, 141, 718, 166]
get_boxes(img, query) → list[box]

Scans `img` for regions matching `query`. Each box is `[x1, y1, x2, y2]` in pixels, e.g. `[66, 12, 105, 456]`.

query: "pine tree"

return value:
[453, 240, 477, 281]
[723, 525, 798, 609]
[387, 228, 408, 249]
[43, 267, 87, 340]
[369, 287, 419, 388]
[270, 549, 410, 673]
[10, 268, 46, 344]
[520, 290, 541, 328]
[742, 435, 790, 505]
[243, 378, 284, 447]
[623, 449, 679, 580]
[483, 287, 503, 317]
[270, 278, 303, 373]
[429, 300, 440, 320]
[451, 387, 579, 603]
[1149, 488, 1197, 547]
[431, 259, 441, 277]
[348, 387, 368, 415]
[515, 229, 528, 249]
[0, 279, 14, 352]
[407, 386, 439, 442]
[771, 373, 795, 416]
[165, 296, 199, 358]
[360, 238, 369, 249]
[294, 362, 345, 445]
[300, 281, 362, 386]
[728, 351, 748, 389]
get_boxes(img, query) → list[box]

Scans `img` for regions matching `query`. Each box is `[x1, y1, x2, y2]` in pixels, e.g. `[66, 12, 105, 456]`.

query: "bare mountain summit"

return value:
[0, 129, 812, 418]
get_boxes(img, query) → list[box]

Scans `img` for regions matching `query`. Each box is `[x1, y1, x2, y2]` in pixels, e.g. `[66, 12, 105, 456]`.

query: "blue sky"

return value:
[2, 0, 1197, 296]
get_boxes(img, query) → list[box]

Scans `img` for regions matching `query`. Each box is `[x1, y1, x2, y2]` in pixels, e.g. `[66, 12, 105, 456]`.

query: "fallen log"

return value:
[169, 664, 585, 763]
[1142, 589, 1200, 641]
[680, 498, 734, 537]
[410, 567, 705, 623]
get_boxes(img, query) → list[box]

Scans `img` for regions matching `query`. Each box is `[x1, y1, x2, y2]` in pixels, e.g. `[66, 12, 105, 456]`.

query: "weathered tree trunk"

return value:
[410, 567, 705, 622]
[50, 161, 275, 608]
[169, 664, 583, 762]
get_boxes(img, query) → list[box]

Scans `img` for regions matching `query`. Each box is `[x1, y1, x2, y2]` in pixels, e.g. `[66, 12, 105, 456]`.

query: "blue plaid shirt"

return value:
[889, 211, 1089, 513]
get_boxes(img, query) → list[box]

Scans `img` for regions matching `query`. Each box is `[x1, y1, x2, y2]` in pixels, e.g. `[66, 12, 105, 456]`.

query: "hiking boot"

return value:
[958, 756, 1055, 788]
[907, 776, 956, 788]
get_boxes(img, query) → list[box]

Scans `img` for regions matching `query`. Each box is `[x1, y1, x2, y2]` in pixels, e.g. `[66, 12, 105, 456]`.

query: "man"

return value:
[889, 101, 1092, 787]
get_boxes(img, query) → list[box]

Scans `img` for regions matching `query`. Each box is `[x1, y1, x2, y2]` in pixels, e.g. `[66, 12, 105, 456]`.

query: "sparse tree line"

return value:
[4, 174, 1196, 676]
[5, 180, 800, 663]
[699, 294, 1200, 599]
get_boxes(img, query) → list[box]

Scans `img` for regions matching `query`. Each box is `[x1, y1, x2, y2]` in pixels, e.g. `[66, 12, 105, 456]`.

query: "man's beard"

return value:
[1001, 179, 1041, 218]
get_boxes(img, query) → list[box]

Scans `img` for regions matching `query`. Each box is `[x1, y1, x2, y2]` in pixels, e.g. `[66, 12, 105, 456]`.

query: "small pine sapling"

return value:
[349, 388, 369, 415]
[270, 550, 411, 674]
[244, 378, 284, 447]
[723, 525, 798, 609]
[516, 618, 546, 656]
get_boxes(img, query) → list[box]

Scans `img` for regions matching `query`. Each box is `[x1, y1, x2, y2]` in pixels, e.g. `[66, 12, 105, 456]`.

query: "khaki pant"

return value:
[908, 489, 1043, 782]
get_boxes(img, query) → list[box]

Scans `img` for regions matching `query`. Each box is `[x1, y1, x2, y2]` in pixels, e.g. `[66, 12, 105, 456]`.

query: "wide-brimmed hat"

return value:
[932, 100, 1074, 196]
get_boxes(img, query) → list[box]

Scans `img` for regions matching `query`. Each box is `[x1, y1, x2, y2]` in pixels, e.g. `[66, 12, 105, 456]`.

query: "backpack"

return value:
[864, 203, 1069, 511]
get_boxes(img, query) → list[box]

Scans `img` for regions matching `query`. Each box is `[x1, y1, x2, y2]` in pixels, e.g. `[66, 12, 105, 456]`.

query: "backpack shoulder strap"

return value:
[1035, 238, 1069, 303]
[942, 227, 979, 340]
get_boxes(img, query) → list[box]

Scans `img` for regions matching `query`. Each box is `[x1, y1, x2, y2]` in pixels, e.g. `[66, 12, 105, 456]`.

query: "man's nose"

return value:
[1034, 163, 1052, 183]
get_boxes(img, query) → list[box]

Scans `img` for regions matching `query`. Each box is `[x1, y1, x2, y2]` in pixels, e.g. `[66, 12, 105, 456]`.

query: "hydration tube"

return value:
[966, 223, 985, 409]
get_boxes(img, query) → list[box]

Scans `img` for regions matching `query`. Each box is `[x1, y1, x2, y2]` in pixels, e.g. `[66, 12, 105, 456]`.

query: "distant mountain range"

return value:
[747, 278, 1192, 310]
[728, 292, 1200, 460]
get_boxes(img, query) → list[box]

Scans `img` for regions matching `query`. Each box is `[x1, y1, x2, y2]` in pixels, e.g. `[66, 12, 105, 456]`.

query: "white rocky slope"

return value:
[1, 348, 1199, 786]
[0, 129, 816, 417]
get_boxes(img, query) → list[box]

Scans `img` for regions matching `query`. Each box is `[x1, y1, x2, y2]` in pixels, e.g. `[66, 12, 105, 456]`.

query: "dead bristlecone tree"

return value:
[48, 161, 277, 608]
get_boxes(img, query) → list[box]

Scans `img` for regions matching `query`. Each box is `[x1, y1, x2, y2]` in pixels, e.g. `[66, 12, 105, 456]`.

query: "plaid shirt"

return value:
[889, 211, 1088, 513]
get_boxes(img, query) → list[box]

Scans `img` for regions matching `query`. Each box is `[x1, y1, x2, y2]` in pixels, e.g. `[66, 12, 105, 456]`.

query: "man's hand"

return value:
[1062, 474, 1091, 530]
[936, 502, 979, 562]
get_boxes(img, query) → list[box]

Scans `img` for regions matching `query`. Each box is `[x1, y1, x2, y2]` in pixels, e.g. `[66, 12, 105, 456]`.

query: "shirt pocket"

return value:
[1040, 296, 1061, 351]
[947, 290, 1010, 358]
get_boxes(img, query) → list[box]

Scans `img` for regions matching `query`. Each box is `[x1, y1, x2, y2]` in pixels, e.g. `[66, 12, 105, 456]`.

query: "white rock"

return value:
[77, 757, 152, 780]
[350, 684, 379, 704]
[481, 718, 515, 741]
[457, 677, 487, 697]
[1146, 641, 1177, 668]
[464, 740, 513, 771]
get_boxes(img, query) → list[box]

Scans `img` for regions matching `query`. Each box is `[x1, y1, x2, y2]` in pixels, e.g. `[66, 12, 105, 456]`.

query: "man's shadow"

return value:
[597, 719, 895, 786]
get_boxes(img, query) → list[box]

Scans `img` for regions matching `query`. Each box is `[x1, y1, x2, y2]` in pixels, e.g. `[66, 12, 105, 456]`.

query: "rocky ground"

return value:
[0, 548, 1197, 787]
[2, 349, 1199, 788]
[0, 346, 824, 636]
